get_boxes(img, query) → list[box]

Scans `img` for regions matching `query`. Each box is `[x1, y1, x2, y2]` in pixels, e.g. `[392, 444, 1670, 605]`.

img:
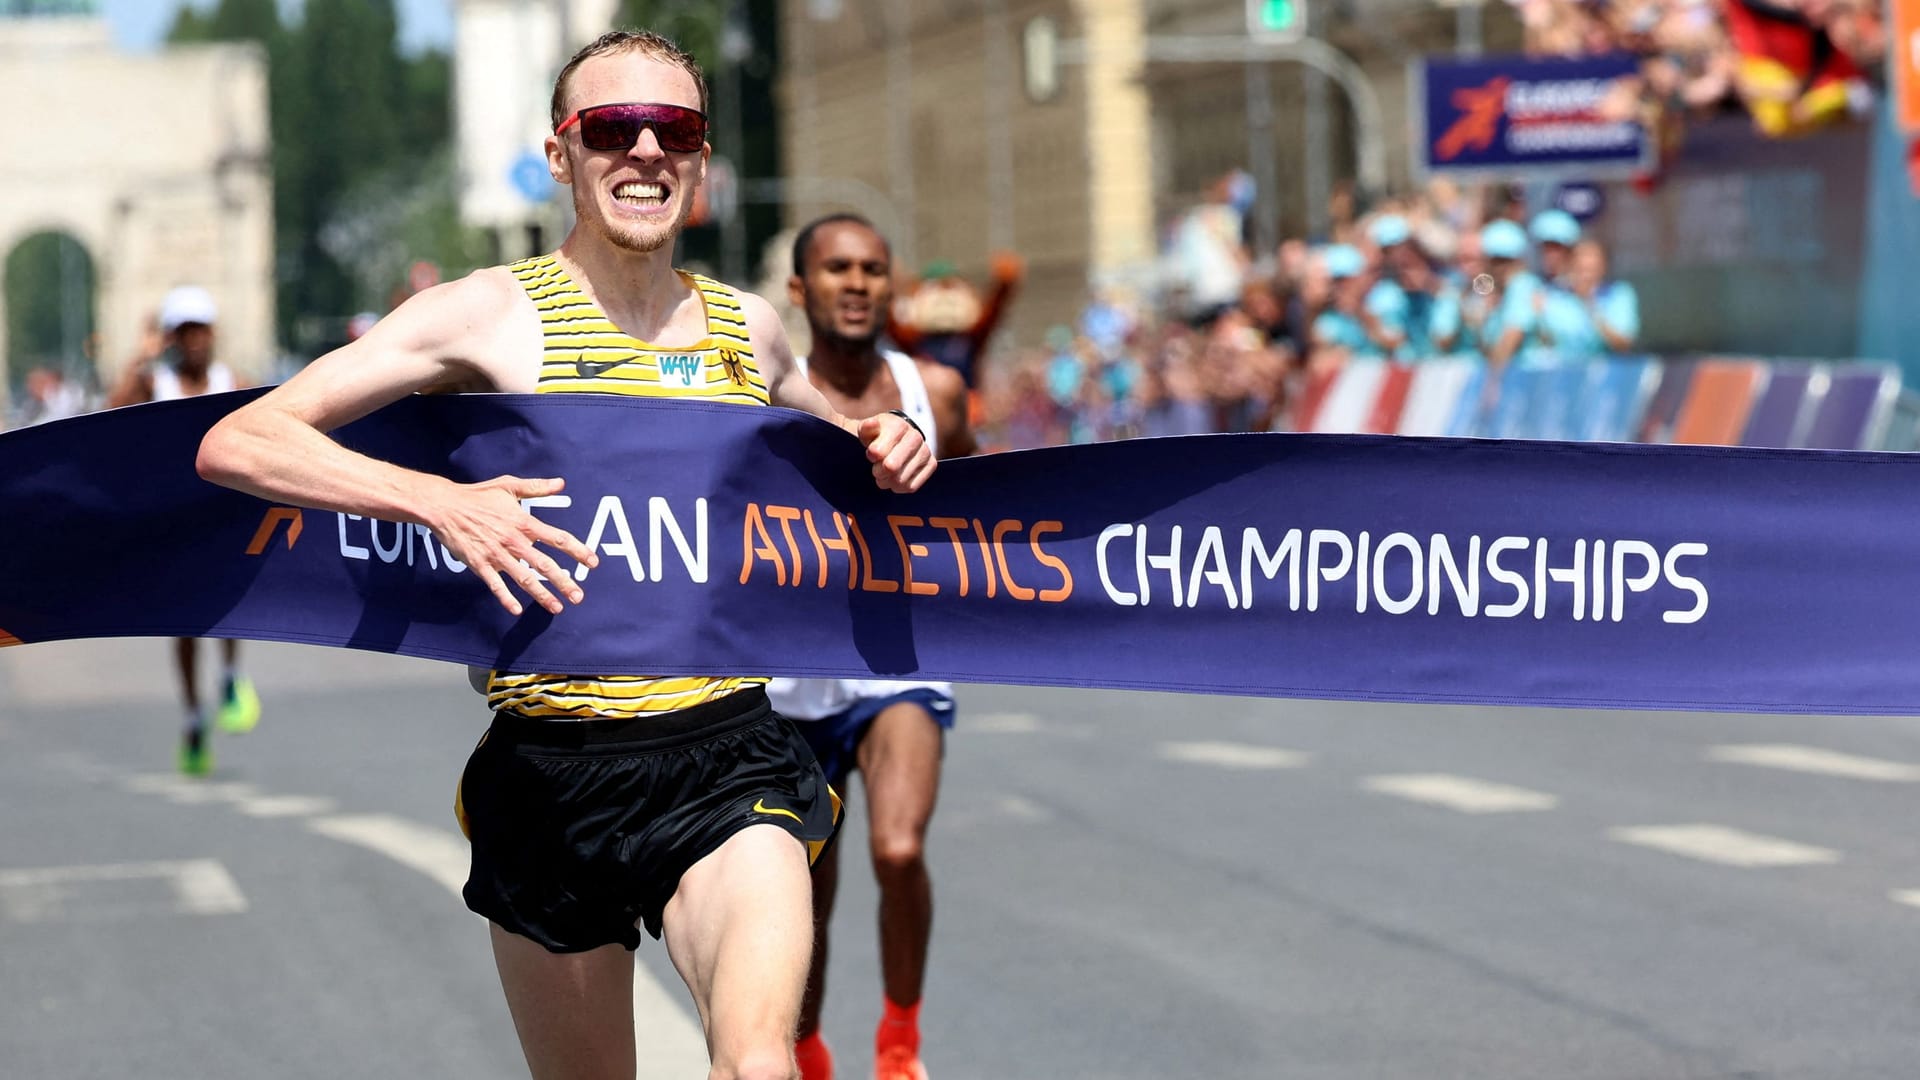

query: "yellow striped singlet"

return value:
[485, 254, 770, 718]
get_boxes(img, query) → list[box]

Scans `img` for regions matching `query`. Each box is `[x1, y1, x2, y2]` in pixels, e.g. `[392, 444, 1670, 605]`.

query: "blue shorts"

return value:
[797, 688, 956, 786]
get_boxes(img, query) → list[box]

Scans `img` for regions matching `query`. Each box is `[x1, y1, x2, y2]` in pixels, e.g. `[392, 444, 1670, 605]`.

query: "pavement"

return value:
[4, 636, 1920, 1078]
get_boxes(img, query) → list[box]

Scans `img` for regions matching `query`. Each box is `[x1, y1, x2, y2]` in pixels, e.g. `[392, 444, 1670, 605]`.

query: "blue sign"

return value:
[1419, 54, 1651, 179]
[1552, 181, 1606, 221]
[510, 150, 554, 203]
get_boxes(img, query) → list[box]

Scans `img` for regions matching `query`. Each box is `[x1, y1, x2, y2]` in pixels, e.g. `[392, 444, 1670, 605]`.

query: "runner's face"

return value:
[794, 223, 892, 347]
[174, 324, 214, 369]
[550, 53, 708, 254]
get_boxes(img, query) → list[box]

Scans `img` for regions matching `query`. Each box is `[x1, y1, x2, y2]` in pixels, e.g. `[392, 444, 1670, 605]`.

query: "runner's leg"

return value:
[798, 823, 844, 1038]
[664, 823, 814, 1080]
[174, 637, 212, 773]
[173, 637, 200, 716]
[857, 701, 943, 1008]
[488, 927, 637, 1080]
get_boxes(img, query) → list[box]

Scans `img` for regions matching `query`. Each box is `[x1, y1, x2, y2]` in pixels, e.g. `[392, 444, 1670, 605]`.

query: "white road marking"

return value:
[237, 795, 337, 818]
[123, 774, 205, 796]
[1890, 889, 1920, 910]
[123, 775, 262, 805]
[970, 712, 1042, 733]
[1707, 744, 1920, 782]
[1158, 741, 1310, 770]
[1609, 825, 1840, 868]
[0, 859, 247, 921]
[172, 859, 248, 914]
[162, 782, 264, 805]
[309, 813, 707, 1078]
[997, 795, 1052, 821]
[1362, 773, 1557, 813]
[307, 814, 472, 895]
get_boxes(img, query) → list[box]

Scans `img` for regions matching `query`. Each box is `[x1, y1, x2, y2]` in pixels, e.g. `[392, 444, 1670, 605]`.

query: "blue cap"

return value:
[1529, 209, 1581, 248]
[1480, 219, 1530, 261]
[1369, 214, 1411, 248]
[1322, 244, 1366, 279]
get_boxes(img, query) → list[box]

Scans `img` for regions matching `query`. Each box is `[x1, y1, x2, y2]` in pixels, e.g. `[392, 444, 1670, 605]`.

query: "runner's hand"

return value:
[857, 413, 936, 494]
[428, 475, 599, 617]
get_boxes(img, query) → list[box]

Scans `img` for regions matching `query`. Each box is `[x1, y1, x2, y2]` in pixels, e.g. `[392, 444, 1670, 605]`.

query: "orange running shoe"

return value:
[873, 1043, 928, 1080]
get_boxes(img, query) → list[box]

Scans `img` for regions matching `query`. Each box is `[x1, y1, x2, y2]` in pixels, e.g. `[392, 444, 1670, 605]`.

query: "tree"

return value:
[168, 0, 480, 351]
[4, 231, 95, 390]
[612, 0, 784, 278]
[615, 0, 725, 70]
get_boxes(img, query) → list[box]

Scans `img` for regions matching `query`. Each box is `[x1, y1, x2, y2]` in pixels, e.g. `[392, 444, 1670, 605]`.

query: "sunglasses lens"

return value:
[578, 109, 638, 151]
[652, 109, 708, 152]
[577, 105, 707, 153]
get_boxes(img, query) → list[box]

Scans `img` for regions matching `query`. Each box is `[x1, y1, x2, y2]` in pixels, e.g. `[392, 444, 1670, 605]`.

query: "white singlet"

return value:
[151, 360, 235, 401]
[768, 350, 952, 720]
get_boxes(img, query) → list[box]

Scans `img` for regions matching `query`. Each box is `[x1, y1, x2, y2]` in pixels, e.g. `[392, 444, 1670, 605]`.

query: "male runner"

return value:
[197, 31, 933, 1080]
[769, 215, 972, 1080]
[109, 285, 260, 774]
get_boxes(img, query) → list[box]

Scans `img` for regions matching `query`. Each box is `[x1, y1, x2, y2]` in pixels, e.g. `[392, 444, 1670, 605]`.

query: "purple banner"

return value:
[3, 390, 1917, 714]
[1418, 53, 1651, 178]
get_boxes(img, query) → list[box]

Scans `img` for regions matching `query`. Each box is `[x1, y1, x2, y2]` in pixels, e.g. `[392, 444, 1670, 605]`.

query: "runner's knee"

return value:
[711, 1046, 797, 1080]
[869, 830, 926, 881]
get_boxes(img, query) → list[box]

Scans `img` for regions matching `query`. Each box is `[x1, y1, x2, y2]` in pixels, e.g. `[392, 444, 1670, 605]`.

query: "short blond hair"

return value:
[549, 29, 708, 130]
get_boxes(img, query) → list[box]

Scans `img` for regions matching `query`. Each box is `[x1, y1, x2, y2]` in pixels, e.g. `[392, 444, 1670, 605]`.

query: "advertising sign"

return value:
[1417, 54, 1651, 179]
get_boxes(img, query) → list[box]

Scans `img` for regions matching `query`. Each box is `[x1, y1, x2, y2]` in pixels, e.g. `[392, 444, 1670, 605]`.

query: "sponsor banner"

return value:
[4, 391, 1919, 714]
[1417, 53, 1651, 179]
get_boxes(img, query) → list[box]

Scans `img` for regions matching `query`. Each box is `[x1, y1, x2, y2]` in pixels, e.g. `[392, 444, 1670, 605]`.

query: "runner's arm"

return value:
[106, 361, 154, 409]
[197, 269, 597, 616]
[742, 292, 936, 492]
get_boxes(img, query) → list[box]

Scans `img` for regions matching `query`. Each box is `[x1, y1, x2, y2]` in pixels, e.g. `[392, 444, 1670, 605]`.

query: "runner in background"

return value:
[772, 213, 973, 1080]
[109, 285, 260, 774]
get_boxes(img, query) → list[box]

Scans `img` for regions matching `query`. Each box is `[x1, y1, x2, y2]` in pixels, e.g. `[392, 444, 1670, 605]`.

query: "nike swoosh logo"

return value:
[575, 353, 644, 379]
[753, 798, 802, 824]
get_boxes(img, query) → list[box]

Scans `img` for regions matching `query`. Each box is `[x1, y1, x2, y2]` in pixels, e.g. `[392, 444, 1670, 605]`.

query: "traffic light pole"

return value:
[1056, 33, 1389, 200]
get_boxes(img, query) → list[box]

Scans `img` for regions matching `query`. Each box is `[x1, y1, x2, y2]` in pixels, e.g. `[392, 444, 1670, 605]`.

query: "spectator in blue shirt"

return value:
[1364, 214, 1464, 360]
[1465, 219, 1548, 368]
[1529, 209, 1582, 286]
[1311, 244, 1389, 360]
[1550, 239, 1641, 356]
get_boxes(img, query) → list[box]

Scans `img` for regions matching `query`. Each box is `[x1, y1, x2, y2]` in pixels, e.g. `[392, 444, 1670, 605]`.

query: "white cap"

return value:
[158, 285, 218, 332]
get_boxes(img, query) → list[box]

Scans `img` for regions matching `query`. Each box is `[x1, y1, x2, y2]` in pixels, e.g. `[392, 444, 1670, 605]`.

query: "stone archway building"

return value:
[0, 14, 273, 413]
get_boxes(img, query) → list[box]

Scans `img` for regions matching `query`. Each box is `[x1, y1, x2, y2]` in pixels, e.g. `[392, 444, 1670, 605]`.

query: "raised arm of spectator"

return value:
[1362, 279, 1408, 355]
[966, 251, 1027, 352]
[1483, 275, 1539, 366]
[1594, 281, 1641, 353]
[106, 359, 156, 409]
[1428, 289, 1464, 355]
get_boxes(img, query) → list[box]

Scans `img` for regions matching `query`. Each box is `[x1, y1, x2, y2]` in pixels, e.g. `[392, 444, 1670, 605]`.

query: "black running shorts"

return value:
[456, 686, 840, 952]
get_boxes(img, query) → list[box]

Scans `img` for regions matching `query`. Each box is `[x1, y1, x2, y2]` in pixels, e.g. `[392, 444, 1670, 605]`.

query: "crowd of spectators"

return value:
[1517, 0, 1888, 142]
[977, 171, 1643, 452]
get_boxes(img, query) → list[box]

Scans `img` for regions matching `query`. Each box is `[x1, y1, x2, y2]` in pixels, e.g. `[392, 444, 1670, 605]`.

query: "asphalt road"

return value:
[4, 637, 1920, 1079]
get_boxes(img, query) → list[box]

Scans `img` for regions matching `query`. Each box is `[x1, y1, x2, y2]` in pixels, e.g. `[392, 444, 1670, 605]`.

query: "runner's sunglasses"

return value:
[556, 102, 708, 153]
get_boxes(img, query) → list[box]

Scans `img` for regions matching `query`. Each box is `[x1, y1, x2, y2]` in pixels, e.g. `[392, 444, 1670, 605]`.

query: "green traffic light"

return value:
[1262, 0, 1296, 29]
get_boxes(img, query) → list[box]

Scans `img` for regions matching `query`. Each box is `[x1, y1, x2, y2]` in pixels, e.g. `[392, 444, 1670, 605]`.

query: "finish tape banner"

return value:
[3, 390, 1917, 715]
